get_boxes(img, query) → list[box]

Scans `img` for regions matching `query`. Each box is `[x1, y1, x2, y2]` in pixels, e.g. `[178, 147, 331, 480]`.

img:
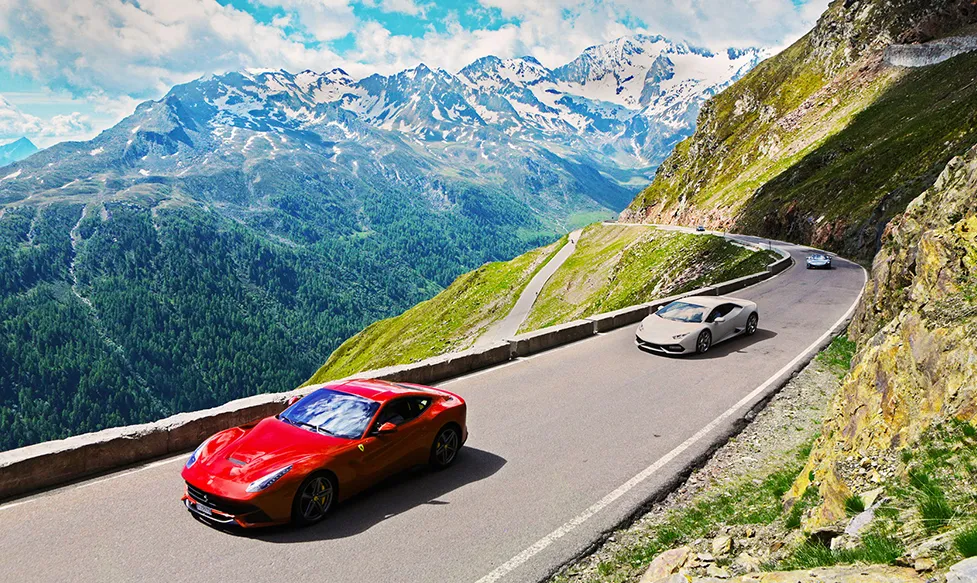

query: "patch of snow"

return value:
[1, 169, 22, 181]
[89, 147, 104, 156]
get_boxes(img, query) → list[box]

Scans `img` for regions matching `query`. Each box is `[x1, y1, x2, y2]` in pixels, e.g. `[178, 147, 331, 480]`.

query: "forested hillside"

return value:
[0, 194, 543, 451]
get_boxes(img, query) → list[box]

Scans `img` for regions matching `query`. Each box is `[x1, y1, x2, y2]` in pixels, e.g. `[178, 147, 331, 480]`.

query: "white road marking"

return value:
[0, 499, 36, 511]
[473, 263, 867, 583]
[0, 454, 186, 511]
[74, 455, 185, 490]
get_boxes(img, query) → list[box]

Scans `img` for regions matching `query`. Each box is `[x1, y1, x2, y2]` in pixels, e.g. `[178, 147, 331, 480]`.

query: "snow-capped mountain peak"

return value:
[172, 34, 764, 164]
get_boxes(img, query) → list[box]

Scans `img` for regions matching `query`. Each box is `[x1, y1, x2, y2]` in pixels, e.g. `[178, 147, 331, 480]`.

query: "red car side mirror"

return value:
[377, 422, 398, 435]
[286, 395, 302, 407]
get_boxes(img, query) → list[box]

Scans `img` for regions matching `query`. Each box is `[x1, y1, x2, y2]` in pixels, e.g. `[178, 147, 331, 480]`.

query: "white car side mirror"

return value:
[713, 316, 725, 323]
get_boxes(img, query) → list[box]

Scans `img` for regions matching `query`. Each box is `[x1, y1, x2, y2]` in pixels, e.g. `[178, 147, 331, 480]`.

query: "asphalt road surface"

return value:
[0, 238, 865, 583]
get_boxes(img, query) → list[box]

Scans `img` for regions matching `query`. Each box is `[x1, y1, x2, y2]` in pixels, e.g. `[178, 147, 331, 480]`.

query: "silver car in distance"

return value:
[806, 253, 832, 269]
[635, 296, 759, 355]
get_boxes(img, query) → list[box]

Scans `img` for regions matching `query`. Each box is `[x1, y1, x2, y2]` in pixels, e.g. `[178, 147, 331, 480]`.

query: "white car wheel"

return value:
[746, 313, 759, 336]
[696, 330, 712, 354]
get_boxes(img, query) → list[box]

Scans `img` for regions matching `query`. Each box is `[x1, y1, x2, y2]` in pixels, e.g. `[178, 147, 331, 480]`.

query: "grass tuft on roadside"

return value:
[775, 535, 904, 571]
[957, 525, 977, 558]
[844, 494, 866, 517]
[816, 335, 858, 378]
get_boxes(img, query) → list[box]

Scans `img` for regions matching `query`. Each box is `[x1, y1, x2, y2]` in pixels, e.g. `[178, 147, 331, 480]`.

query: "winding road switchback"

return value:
[0, 237, 866, 583]
[478, 228, 583, 346]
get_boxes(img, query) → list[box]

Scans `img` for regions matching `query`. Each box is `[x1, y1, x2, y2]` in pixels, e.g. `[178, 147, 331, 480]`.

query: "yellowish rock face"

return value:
[790, 146, 977, 528]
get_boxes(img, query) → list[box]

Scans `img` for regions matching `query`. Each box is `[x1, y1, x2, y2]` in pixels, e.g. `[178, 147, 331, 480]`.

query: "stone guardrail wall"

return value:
[0, 239, 793, 501]
[883, 36, 977, 68]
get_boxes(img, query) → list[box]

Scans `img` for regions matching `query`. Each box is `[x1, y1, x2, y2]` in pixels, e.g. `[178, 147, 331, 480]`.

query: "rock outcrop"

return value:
[711, 565, 922, 582]
[788, 145, 977, 525]
[947, 557, 977, 583]
[643, 561, 924, 582]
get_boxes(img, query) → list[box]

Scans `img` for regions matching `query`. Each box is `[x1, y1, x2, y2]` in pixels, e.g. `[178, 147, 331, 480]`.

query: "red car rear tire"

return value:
[429, 425, 461, 470]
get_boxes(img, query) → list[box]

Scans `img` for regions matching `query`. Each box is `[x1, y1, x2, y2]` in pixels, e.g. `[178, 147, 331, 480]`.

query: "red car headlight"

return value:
[246, 465, 293, 493]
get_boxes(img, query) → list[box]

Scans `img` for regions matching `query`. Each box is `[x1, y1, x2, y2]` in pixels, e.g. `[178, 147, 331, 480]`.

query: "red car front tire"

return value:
[291, 472, 337, 526]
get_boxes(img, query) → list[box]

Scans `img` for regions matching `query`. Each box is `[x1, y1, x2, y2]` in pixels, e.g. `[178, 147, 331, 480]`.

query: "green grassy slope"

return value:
[305, 236, 567, 384]
[306, 224, 772, 385]
[624, 0, 977, 259]
[519, 225, 775, 332]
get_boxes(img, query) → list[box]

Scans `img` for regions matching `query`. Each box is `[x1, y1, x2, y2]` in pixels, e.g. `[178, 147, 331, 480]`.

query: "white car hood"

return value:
[637, 314, 701, 343]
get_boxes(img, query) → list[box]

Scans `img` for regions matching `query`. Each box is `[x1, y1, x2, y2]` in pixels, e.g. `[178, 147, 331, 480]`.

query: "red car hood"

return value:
[192, 417, 353, 484]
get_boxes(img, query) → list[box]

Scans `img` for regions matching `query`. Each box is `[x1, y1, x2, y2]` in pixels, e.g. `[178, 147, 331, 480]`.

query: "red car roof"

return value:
[323, 378, 426, 402]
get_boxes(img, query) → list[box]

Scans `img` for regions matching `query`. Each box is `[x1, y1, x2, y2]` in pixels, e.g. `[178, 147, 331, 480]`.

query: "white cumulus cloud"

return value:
[255, 0, 357, 42]
[344, 0, 829, 76]
[0, 0, 832, 146]
[0, 0, 351, 98]
[0, 94, 93, 141]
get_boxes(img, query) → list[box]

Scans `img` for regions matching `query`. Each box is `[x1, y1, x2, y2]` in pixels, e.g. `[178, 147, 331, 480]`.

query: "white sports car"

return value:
[635, 296, 759, 355]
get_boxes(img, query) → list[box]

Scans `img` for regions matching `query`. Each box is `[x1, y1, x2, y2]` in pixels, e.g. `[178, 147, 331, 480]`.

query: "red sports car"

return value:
[181, 378, 467, 528]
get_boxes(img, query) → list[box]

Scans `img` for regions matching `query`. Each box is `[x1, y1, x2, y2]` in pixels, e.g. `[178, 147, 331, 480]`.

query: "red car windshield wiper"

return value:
[294, 420, 336, 437]
[278, 415, 337, 437]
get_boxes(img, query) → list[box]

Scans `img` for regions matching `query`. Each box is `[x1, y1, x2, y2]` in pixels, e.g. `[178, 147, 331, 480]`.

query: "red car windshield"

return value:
[279, 389, 380, 439]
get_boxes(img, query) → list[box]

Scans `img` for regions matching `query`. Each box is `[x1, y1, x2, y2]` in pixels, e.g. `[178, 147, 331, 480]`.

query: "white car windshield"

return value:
[656, 301, 707, 323]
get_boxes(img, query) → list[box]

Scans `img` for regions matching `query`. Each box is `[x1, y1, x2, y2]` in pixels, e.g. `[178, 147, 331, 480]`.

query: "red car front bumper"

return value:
[182, 482, 289, 528]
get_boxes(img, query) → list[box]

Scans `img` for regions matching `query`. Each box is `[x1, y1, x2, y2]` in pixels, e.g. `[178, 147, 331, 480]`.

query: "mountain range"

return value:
[2, 35, 763, 222]
[0, 34, 763, 451]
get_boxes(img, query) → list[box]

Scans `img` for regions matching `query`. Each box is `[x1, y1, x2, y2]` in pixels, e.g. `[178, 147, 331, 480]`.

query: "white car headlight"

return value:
[672, 332, 690, 340]
[246, 465, 293, 493]
[185, 441, 207, 469]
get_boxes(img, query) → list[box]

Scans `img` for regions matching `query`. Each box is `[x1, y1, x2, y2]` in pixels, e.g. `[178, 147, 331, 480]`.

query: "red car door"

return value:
[359, 397, 432, 481]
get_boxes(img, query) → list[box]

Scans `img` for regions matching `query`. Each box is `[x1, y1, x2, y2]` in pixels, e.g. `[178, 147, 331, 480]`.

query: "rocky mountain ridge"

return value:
[0, 34, 765, 233]
[622, 0, 977, 260]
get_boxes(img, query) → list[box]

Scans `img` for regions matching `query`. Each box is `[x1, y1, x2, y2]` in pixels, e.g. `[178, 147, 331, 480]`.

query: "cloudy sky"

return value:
[0, 0, 829, 148]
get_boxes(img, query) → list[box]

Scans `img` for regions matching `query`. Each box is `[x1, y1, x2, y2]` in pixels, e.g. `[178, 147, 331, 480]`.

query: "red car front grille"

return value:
[185, 482, 260, 515]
